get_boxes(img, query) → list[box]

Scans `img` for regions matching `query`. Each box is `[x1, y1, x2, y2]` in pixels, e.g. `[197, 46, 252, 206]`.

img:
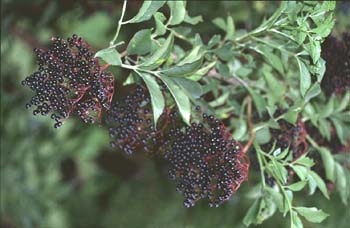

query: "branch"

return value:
[110, 0, 128, 47]
[243, 97, 255, 154]
[207, 68, 240, 86]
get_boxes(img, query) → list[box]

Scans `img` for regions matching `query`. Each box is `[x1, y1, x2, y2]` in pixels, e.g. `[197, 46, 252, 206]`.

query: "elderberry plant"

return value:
[20, 1, 350, 228]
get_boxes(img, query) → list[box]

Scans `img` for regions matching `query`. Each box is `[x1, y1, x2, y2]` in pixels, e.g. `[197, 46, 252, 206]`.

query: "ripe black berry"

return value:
[106, 85, 168, 155]
[22, 34, 114, 128]
[163, 113, 249, 207]
[321, 33, 350, 96]
[261, 109, 308, 160]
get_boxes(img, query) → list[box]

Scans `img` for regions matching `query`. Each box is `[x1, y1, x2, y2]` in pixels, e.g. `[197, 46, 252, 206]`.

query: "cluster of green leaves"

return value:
[244, 144, 329, 228]
[96, 0, 206, 125]
[92, 1, 350, 228]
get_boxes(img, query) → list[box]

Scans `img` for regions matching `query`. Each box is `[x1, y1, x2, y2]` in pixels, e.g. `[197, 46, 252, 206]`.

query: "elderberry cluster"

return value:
[163, 113, 249, 207]
[22, 34, 114, 128]
[262, 110, 308, 160]
[321, 32, 350, 96]
[106, 85, 165, 155]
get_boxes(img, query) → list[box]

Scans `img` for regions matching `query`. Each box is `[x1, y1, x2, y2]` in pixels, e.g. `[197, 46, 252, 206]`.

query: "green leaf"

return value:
[317, 58, 326, 82]
[167, 1, 186, 25]
[226, 15, 235, 40]
[295, 20, 308, 45]
[341, 168, 350, 205]
[282, 110, 298, 124]
[263, 68, 285, 98]
[255, 127, 271, 145]
[171, 77, 203, 100]
[178, 46, 202, 65]
[126, 29, 152, 55]
[269, 159, 288, 184]
[335, 163, 348, 204]
[291, 211, 304, 228]
[141, 33, 174, 70]
[95, 47, 122, 66]
[216, 62, 230, 77]
[247, 87, 267, 117]
[283, 190, 293, 216]
[291, 165, 309, 181]
[322, 96, 336, 118]
[336, 92, 350, 113]
[274, 147, 290, 160]
[209, 92, 230, 108]
[309, 171, 330, 199]
[187, 61, 216, 81]
[183, 13, 203, 25]
[311, 14, 335, 38]
[162, 57, 203, 77]
[330, 117, 346, 144]
[319, 147, 335, 181]
[233, 119, 247, 140]
[137, 72, 165, 126]
[265, 187, 284, 212]
[160, 75, 191, 125]
[126, 1, 166, 23]
[318, 118, 331, 140]
[123, 73, 136, 86]
[294, 155, 314, 167]
[308, 39, 321, 64]
[308, 171, 318, 195]
[296, 58, 311, 97]
[153, 12, 166, 36]
[286, 181, 307, 191]
[215, 43, 234, 61]
[255, 46, 284, 75]
[236, 67, 252, 77]
[212, 17, 226, 31]
[257, 195, 277, 223]
[304, 83, 321, 103]
[294, 207, 329, 223]
[243, 199, 261, 226]
[207, 34, 221, 49]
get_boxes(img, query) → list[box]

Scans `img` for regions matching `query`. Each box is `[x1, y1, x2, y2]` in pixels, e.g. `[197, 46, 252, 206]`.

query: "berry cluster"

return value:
[321, 32, 350, 96]
[261, 109, 308, 160]
[22, 35, 114, 128]
[22, 36, 250, 208]
[163, 113, 249, 207]
[106, 85, 167, 155]
[268, 118, 307, 159]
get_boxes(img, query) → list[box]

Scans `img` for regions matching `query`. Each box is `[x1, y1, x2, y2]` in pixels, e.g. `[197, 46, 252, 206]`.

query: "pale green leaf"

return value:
[126, 1, 166, 23]
[141, 33, 174, 70]
[319, 147, 335, 181]
[162, 57, 203, 77]
[160, 75, 191, 125]
[126, 29, 152, 55]
[137, 72, 165, 126]
[226, 15, 235, 40]
[212, 17, 226, 31]
[309, 170, 330, 199]
[296, 58, 311, 97]
[153, 12, 166, 36]
[167, 1, 186, 25]
[95, 47, 122, 66]
[287, 181, 307, 191]
[294, 207, 329, 223]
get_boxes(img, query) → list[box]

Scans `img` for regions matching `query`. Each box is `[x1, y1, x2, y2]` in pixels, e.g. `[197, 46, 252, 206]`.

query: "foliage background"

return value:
[1, 1, 349, 228]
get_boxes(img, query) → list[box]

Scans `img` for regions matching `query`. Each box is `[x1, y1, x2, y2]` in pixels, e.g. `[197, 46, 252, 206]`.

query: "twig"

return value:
[110, 0, 128, 47]
[207, 68, 240, 86]
[243, 97, 255, 154]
